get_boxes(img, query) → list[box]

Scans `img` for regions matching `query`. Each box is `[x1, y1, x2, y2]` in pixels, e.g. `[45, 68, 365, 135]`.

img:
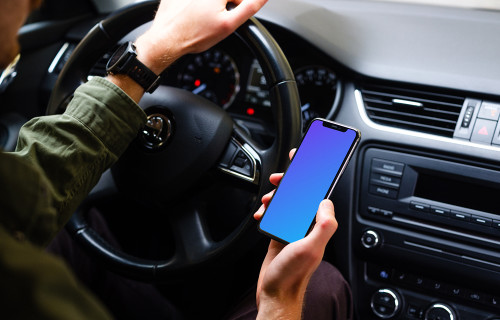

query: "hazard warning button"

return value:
[471, 118, 496, 144]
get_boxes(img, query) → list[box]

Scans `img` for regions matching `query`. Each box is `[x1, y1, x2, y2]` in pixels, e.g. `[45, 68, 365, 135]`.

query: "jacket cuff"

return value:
[64, 77, 147, 157]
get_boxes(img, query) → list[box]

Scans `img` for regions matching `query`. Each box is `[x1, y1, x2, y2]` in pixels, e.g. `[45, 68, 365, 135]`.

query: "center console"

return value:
[353, 146, 500, 319]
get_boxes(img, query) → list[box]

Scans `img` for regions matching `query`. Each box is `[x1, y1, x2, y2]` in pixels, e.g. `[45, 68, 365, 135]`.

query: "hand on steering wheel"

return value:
[48, 0, 302, 281]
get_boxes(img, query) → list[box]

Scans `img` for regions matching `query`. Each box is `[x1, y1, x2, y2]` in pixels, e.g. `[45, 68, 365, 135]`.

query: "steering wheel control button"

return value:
[218, 139, 257, 181]
[370, 289, 401, 319]
[361, 230, 380, 249]
[424, 303, 456, 320]
[230, 151, 253, 176]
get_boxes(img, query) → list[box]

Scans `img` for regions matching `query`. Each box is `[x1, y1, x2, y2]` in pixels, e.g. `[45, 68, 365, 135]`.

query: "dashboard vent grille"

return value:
[360, 84, 465, 137]
[88, 51, 112, 78]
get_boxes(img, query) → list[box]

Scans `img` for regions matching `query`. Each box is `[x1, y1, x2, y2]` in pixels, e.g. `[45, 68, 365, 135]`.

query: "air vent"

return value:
[88, 51, 112, 78]
[360, 84, 465, 137]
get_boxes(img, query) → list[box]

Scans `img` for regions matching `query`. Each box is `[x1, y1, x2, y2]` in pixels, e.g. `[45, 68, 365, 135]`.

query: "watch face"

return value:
[107, 42, 132, 72]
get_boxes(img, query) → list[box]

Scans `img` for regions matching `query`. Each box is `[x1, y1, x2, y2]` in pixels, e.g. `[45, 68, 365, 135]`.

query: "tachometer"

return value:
[178, 49, 240, 109]
[294, 66, 340, 127]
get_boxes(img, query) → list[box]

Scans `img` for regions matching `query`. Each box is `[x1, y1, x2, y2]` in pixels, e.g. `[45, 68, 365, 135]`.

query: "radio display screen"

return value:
[415, 173, 499, 214]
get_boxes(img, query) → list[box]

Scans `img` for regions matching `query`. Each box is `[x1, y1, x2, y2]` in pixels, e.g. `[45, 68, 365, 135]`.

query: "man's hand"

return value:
[108, 0, 267, 102]
[254, 149, 339, 320]
[136, 0, 268, 74]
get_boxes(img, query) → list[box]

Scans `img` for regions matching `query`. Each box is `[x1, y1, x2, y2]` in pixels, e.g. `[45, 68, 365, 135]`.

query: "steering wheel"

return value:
[47, 0, 302, 281]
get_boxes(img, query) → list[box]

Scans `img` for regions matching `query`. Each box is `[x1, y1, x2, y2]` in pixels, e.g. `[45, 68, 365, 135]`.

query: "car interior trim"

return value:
[218, 136, 261, 184]
[354, 89, 500, 153]
[48, 42, 69, 74]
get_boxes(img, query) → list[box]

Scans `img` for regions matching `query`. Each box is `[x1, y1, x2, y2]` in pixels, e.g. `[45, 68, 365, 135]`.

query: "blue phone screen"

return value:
[258, 119, 358, 243]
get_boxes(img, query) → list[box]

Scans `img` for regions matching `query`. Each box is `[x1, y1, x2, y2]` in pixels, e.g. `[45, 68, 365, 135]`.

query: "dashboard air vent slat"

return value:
[360, 84, 465, 137]
[88, 51, 113, 78]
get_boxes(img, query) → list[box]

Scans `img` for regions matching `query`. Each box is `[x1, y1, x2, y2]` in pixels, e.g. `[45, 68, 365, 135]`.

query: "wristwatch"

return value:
[106, 41, 161, 93]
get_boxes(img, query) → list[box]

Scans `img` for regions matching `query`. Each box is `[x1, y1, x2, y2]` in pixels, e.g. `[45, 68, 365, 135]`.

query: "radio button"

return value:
[370, 185, 398, 199]
[471, 215, 492, 226]
[450, 211, 470, 221]
[368, 206, 393, 218]
[493, 220, 500, 229]
[431, 206, 450, 217]
[371, 173, 401, 188]
[410, 201, 430, 212]
[361, 230, 380, 249]
[372, 158, 405, 177]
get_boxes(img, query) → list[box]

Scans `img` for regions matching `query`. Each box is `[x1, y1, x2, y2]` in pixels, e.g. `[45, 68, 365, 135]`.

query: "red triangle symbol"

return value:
[478, 126, 489, 135]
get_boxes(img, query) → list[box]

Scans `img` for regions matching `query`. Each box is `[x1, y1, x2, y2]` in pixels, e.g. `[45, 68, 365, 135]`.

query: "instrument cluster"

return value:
[161, 24, 343, 144]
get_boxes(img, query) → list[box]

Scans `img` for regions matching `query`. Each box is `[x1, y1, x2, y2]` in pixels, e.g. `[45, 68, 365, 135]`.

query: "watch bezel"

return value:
[106, 42, 137, 74]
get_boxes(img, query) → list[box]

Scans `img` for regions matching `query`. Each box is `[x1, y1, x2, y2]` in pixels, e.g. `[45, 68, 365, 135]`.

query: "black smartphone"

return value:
[258, 118, 360, 244]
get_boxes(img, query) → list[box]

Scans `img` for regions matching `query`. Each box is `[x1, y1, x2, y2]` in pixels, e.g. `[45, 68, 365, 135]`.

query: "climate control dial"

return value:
[424, 303, 456, 320]
[370, 288, 402, 319]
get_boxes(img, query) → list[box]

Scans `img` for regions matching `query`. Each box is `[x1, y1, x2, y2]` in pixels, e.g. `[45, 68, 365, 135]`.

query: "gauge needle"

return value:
[192, 83, 207, 95]
[301, 102, 310, 112]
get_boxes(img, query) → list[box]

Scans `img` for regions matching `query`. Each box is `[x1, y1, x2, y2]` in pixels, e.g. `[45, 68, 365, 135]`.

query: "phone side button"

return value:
[369, 185, 399, 199]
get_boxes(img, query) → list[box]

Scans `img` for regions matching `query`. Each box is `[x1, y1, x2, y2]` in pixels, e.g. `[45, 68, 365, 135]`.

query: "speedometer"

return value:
[178, 49, 240, 109]
[294, 66, 339, 127]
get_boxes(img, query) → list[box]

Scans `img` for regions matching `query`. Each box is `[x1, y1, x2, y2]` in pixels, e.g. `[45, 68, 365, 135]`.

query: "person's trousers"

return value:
[48, 208, 353, 320]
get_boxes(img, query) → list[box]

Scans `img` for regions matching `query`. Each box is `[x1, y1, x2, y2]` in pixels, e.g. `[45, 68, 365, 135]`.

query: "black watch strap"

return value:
[106, 42, 161, 93]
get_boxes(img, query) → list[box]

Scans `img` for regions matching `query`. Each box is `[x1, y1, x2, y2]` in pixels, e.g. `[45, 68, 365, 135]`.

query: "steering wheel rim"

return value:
[48, 0, 302, 281]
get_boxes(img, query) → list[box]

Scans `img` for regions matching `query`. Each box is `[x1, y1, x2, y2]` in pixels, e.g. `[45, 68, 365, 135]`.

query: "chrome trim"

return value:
[0, 54, 20, 93]
[392, 98, 423, 107]
[355, 89, 500, 152]
[218, 137, 261, 184]
[370, 289, 400, 319]
[425, 304, 455, 320]
[361, 230, 380, 249]
[48, 42, 70, 73]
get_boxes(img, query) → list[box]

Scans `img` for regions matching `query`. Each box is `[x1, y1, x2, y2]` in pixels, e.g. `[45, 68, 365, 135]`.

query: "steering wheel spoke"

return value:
[169, 205, 215, 263]
[85, 169, 120, 202]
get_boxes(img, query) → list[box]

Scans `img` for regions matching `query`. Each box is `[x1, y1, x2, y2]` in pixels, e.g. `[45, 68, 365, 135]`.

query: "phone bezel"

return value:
[257, 118, 361, 244]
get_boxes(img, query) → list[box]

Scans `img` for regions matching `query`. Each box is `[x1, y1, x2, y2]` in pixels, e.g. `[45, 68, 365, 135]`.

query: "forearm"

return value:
[13, 77, 146, 244]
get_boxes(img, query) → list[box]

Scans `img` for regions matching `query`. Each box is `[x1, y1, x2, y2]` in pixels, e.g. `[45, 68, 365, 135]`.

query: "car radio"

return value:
[355, 147, 500, 319]
[359, 147, 500, 240]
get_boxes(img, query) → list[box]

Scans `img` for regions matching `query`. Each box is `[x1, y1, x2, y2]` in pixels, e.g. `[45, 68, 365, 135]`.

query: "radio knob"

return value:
[361, 230, 380, 249]
[370, 288, 402, 319]
[424, 303, 456, 320]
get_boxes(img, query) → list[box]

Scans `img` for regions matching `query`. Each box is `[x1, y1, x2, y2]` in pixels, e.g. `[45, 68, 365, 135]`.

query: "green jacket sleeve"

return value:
[0, 226, 113, 320]
[4, 77, 146, 246]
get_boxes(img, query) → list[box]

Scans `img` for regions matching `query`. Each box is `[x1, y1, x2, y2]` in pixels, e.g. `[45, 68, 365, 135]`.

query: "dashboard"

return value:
[2, 0, 500, 319]
[76, 20, 344, 147]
